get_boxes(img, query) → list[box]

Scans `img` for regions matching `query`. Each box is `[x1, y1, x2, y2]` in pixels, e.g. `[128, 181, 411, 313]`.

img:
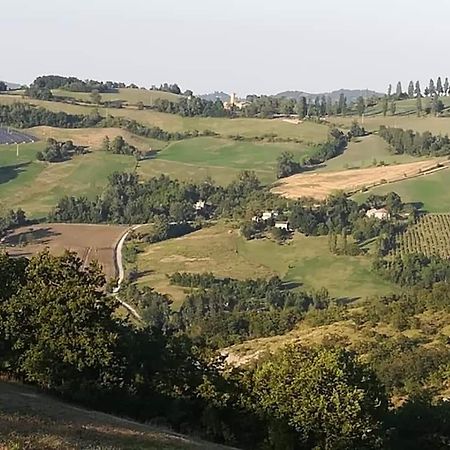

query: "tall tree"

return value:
[387, 84, 392, 98]
[444, 77, 450, 96]
[429, 78, 436, 96]
[396, 81, 403, 98]
[1, 252, 122, 391]
[437, 76, 444, 95]
[415, 81, 422, 97]
[246, 345, 387, 450]
[381, 95, 389, 117]
[408, 81, 415, 98]
[356, 96, 365, 117]
[295, 97, 307, 119]
[390, 101, 397, 116]
[416, 95, 423, 117]
[338, 93, 347, 116]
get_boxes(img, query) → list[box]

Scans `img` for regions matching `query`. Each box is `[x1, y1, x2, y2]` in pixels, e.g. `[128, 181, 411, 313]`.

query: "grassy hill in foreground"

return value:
[0, 380, 235, 450]
[135, 224, 395, 310]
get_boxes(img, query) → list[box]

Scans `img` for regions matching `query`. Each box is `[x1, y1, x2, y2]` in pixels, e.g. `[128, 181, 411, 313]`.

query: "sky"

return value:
[2, 0, 450, 96]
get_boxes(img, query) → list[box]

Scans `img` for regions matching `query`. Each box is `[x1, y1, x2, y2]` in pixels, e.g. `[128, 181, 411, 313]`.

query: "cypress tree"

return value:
[429, 79, 436, 96]
[444, 78, 449, 96]
[415, 81, 421, 97]
[416, 96, 423, 117]
[396, 81, 402, 98]
[437, 77, 443, 95]
[408, 81, 415, 98]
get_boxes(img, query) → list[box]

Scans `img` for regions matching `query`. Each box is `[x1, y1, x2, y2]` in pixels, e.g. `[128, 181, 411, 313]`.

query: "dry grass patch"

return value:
[0, 381, 233, 450]
[272, 159, 448, 200]
[28, 126, 166, 151]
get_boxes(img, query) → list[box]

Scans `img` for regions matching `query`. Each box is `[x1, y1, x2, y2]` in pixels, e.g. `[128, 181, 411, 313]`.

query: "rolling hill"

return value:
[276, 88, 382, 102]
[0, 380, 237, 450]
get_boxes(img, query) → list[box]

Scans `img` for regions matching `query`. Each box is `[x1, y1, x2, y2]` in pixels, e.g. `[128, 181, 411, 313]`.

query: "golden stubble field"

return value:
[272, 159, 449, 200]
[1, 223, 128, 279]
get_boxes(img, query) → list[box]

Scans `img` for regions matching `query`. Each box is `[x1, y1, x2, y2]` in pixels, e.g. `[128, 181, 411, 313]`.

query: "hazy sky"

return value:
[2, 0, 449, 95]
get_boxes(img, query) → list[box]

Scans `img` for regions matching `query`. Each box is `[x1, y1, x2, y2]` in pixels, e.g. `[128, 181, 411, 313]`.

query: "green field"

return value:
[137, 137, 314, 185]
[52, 87, 182, 105]
[354, 166, 450, 213]
[0, 142, 135, 217]
[135, 224, 395, 309]
[363, 96, 450, 117]
[330, 114, 450, 134]
[318, 134, 419, 172]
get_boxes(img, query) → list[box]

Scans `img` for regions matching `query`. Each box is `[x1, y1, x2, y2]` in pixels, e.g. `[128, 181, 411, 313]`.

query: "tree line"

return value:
[153, 96, 228, 117]
[0, 103, 203, 141]
[276, 127, 350, 178]
[49, 171, 276, 224]
[379, 126, 450, 156]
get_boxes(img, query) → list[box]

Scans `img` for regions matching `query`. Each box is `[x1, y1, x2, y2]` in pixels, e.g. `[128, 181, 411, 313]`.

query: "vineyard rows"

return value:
[391, 214, 450, 259]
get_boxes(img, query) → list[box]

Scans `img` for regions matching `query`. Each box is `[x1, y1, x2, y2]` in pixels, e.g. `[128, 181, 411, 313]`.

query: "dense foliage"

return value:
[30, 75, 124, 93]
[167, 274, 331, 347]
[0, 103, 200, 141]
[379, 126, 450, 156]
[49, 171, 276, 224]
[36, 138, 88, 162]
[154, 96, 227, 117]
[0, 251, 391, 449]
[374, 253, 450, 288]
[101, 135, 144, 159]
[0, 209, 27, 237]
[1, 249, 449, 448]
[276, 127, 348, 178]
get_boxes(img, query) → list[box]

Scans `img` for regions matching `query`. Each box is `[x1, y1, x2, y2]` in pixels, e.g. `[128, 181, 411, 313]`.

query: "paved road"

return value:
[113, 225, 145, 320]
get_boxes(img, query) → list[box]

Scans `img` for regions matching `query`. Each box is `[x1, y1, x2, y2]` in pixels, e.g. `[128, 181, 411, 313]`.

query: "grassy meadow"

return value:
[354, 166, 450, 213]
[330, 114, 450, 134]
[318, 134, 420, 172]
[135, 223, 395, 310]
[137, 137, 315, 185]
[52, 87, 182, 105]
[0, 142, 135, 217]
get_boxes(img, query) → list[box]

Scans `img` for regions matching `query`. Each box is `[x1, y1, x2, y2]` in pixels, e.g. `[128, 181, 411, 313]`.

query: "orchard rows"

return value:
[391, 214, 450, 259]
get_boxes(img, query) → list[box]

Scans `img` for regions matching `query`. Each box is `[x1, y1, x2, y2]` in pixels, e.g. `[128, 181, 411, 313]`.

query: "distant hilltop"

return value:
[275, 89, 382, 102]
[199, 91, 230, 102]
[200, 89, 382, 103]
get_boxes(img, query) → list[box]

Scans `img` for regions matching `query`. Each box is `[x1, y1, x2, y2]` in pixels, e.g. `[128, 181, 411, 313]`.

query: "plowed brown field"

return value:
[1, 223, 128, 279]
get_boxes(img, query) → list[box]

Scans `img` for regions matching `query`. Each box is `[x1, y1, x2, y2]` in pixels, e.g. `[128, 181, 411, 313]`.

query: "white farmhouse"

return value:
[366, 208, 391, 220]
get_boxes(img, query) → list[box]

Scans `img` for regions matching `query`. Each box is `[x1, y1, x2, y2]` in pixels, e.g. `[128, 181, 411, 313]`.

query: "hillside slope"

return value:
[0, 381, 237, 450]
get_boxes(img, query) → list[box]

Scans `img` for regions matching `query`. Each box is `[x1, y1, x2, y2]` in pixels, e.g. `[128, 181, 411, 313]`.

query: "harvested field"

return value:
[1, 223, 128, 279]
[272, 159, 449, 200]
